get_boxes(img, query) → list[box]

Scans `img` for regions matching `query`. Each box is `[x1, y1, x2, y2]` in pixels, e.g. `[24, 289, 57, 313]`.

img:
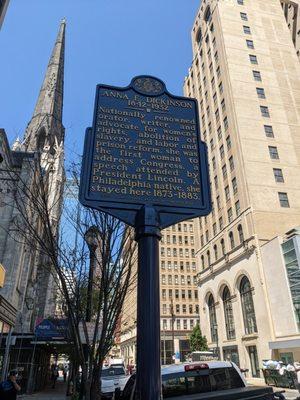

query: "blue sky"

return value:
[0, 0, 200, 162]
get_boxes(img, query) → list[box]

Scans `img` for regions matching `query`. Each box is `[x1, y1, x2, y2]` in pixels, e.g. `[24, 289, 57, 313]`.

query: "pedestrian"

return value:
[51, 365, 59, 389]
[0, 370, 21, 400]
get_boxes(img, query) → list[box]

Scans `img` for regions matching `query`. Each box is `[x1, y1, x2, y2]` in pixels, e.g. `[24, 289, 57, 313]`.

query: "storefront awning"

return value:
[269, 338, 300, 350]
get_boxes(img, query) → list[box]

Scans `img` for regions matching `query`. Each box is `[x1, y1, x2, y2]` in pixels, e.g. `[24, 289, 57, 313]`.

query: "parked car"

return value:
[101, 365, 130, 399]
[118, 361, 286, 400]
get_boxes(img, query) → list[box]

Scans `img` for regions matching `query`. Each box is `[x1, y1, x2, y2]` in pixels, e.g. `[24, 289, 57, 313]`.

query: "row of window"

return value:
[161, 261, 196, 272]
[162, 318, 198, 331]
[161, 288, 199, 300]
[162, 303, 199, 315]
[241, 15, 291, 208]
[161, 247, 196, 258]
[201, 225, 244, 269]
[208, 276, 257, 343]
[164, 223, 194, 233]
[161, 275, 197, 286]
[161, 235, 194, 245]
[162, 289, 199, 303]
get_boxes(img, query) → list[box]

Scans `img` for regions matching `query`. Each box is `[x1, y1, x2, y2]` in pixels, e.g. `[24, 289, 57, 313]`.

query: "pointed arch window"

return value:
[207, 250, 211, 267]
[223, 286, 236, 340]
[240, 276, 257, 334]
[229, 231, 235, 249]
[201, 255, 205, 270]
[208, 294, 218, 342]
[213, 244, 218, 261]
[221, 239, 226, 256]
[238, 225, 244, 244]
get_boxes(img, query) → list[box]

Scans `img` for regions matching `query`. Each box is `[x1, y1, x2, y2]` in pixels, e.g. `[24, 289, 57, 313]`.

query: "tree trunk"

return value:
[90, 365, 102, 400]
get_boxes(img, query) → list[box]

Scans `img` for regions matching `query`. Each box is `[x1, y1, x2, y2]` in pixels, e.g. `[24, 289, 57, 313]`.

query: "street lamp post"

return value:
[170, 299, 175, 363]
[84, 226, 100, 322]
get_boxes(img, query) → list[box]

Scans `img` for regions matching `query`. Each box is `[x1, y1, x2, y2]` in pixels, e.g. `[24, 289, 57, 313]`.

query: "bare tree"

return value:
[1, 155, 137, 400]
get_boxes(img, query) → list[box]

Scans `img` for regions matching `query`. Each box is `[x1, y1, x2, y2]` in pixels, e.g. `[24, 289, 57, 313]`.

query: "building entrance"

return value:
[248, 345, 260, 378]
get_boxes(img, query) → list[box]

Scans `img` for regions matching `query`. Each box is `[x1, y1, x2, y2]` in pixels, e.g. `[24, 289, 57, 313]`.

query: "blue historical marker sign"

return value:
[80, 75, 211, 228]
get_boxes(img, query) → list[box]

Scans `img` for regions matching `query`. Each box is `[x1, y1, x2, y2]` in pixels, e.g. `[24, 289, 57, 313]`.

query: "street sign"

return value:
[80, 75, 210, 228]
[79, 75, 211, 400]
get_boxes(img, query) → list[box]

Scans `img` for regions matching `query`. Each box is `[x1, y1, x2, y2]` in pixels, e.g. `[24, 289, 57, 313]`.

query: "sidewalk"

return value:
[247, 377, 300, 400]
[19, 380, 67, 400]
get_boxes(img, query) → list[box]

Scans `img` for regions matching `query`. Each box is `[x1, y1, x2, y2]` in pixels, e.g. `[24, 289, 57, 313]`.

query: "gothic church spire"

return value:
[24, 19, 66, 152]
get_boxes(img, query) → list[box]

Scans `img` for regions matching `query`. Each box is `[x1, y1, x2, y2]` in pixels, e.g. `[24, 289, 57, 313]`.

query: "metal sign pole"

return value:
[135, 206, 161, 400]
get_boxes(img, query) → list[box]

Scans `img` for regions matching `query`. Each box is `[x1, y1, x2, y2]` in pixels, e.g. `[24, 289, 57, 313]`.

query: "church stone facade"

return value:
[0, 20, 66, 335]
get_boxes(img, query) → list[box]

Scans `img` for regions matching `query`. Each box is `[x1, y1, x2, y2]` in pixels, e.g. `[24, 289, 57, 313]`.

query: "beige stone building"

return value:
[120, 220, 200, 366]
[184, 0, 300, 378]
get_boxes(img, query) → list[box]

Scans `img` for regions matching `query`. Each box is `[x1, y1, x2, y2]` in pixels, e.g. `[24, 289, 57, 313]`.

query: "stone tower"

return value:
[25, 19, 66, 319]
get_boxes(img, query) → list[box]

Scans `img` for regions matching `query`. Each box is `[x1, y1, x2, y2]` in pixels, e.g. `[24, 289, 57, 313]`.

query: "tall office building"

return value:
[184, 0, 300, 377]
[0, 0, 9, 29]
[120, 220, 200, 366]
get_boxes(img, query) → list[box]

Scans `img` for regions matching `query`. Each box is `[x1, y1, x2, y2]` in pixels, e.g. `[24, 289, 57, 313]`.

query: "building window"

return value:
[175, 289, 179, 299]
[260, 106, 270, 117]
[226, 135, 231, 150]
[214, 175, 218, 190]
[222, 164, 227, 179]
[256, 87, 266, 98]
[240, 12, 248, 20]
[273, 168, 284, 183]
[229, 156, 234, 171]
[210, 138, 214, 150]
[243, 25, 251, 34]
[208, 294, 218, 342]
[215, 108, 220, 121]
[219, 82, 223, 94]
[264, 125, 274, 138]
[253, 70, 262, 81]
[182, 304, 187, 314]
[269, 146, 279, 160]
[240, 276, 257, 334]
[246, 39, 254, 49]
[232, 177, 238, 194]
[278, 192, 290, 208]
[249, 54, 258, 64]
[229, 231, 235, 249]
[217, 196, 221, 210]
[223, 116, 228, 130]
[219, 216, 224, 230]
[235, 200, 241, 216]
[207, 250, 211, 267]
[201, 255, 205, 270]
[183, 319, 187, 330]
[228, 207, 233, 223]
[182, 290, 186, 300]
[223, 286, 236, 340]
[217, 126, 222, 140]
[238, 224, 244, 243]
[220, 145, 225, 159]
[212, 156, 216, 170]
[225, 185, 230, 201]
[221, 238, 226, 255]
[281, 238, 300, 330]
[214, 244, 218, 260]
[213, 222, 217, 236]
[162, 289, 166, 300]
[221, 99, 226, 112]
[163, 319, 167, 330]
[237, 0, 244, 4]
